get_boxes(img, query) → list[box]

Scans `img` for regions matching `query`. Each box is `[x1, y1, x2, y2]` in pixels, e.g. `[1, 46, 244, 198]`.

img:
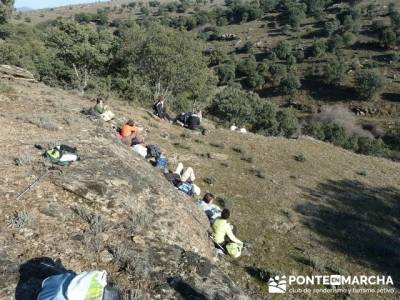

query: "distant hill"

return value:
[16, 6, 33, 12]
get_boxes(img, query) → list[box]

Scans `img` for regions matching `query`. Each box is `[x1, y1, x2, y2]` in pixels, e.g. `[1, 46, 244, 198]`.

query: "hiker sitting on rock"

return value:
[153, 96, 173, 122]
[94, 98, 115, 122]
[212, 209, 243, 257]
[175, 111, 203, 132]
[120, 119, 143, 146]
[197, 193, 221, 223]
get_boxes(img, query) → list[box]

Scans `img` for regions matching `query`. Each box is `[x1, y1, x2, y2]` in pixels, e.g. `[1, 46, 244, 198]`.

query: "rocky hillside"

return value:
[1, 68, 400, 299]
[0, 72, 248, 299]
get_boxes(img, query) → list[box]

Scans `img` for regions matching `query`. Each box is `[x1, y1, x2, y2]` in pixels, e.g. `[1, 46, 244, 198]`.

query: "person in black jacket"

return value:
[153, 96, 172, 121]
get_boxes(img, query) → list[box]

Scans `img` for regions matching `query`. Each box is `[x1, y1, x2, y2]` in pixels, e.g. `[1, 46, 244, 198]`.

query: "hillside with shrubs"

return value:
[7, 0, 400, 160]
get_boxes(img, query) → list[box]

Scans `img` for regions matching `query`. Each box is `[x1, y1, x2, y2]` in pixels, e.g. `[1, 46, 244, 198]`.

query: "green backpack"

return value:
[226, 242, 243, 258]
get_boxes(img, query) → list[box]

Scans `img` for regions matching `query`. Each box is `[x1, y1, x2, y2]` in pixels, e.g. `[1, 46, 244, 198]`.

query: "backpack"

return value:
[45, 145, 79, 166]
[187, 115, 200, 130]
[146, 144, 161, 159]
[164, 173, 181, 186]
[177, 182, 194, 196]
[155, 155, 168, 169]
[226, 242, 243, 258]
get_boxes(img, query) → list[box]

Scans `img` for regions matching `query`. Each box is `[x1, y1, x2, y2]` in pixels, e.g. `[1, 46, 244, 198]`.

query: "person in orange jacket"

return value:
[120, 120, 143, 146]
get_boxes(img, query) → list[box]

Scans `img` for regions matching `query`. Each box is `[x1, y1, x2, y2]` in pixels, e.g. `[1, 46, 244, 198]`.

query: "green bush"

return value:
[311, 39, 327, 58]
[236, 56, 257, 77]
[355, 69, 385, 100]
[277, 108, 299, 137]
[323, 59, 346, 85]
[303, 121, 388, 157]
[323, 19, 340, 37]
[342, 31, 357, 47]
[0, 0, 14, 24]
[269, 63, 287, 84]
[282, 0, 307, 29]
[217, 64, 235, 85]
[273, 40, 292, 60]
[211, 86, 280, 135]
[379, 27, 397, 49]
[280, 73, 301, 94]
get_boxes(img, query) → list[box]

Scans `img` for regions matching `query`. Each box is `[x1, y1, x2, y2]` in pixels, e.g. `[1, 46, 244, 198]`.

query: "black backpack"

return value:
[187, 115, 200, 130]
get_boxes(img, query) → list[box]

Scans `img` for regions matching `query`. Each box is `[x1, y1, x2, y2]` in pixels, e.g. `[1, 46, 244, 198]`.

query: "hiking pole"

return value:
[15, 168, 52, 201]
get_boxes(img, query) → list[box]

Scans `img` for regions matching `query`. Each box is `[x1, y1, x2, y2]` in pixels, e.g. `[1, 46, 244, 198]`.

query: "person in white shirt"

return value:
[197, 193, 221, 223]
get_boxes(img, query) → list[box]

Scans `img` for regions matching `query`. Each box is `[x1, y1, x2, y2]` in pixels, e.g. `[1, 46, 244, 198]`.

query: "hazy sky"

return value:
[15, 0, 102, 9]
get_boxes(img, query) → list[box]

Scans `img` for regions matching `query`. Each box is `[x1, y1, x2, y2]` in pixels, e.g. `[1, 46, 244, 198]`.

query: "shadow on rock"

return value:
[168, 277, 208, 300]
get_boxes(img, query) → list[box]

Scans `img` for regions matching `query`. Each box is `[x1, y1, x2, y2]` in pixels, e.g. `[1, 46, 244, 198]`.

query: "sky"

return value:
[15, 0, 103, 10]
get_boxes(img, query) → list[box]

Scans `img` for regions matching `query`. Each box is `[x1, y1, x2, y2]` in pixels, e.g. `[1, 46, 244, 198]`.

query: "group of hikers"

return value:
[96, 95, 243, 257]
[32, 95, 244, 299]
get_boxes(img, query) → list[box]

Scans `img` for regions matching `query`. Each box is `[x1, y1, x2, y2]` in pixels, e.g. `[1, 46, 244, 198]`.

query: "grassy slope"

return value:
[112, 99, 400, 299]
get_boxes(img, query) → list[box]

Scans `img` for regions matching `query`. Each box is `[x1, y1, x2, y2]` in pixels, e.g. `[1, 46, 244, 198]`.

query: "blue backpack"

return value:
[156, 155, 168, 169]
[177, 182, 193, 196]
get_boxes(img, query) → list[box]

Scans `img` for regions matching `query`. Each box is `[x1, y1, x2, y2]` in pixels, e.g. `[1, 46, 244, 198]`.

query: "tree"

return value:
[273, 40, 292, 60]
[323, 19, 340, 37]
[269, 63, 287, 84]
[379, 27, 397, 49]
[280, 73, 301, 94]
[311, 39, 327, 58]
[355, 69, 385, 100]
[217, 63, 235, 84]
[0, 0, 14, 24]
[46, 19, 113, 95]
[111, 22, 216, 111]
[342, 31, 357, 47]
[282, 0, 307, 29]
[277, 108, 299, 137]
[323, 59, 346, 85]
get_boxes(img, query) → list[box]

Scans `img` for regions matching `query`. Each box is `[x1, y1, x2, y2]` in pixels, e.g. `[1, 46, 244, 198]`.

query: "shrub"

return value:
[294, 153, 306, 162]
[280, 73, 301, 95]
[282, 0, 307, 29]
[211, 86, 259, 127]
[260, 0, 279, 13]
[323, 59, 346, 85]
[243, 70, 264, 89]
[15, 153, 33, 166]
[140, 7, 150, 16]
[355, 70, 385, 100]
[269, 63, 287, 84]
[311, 39, 327, 58]
[217, 64, 235, 85]
[211, 86, 279, 135]
[379, 27, 397, 49]
[286, 55, 297, 66]
[303, 122, 325, 140]
[273, 40, 292, 60]
[0, 0, 14, 24]
[277, 108, 299, 137]
[236, 56, 257, 77]
[342, 31, 357, 47]
[7, 210, 33, 229]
